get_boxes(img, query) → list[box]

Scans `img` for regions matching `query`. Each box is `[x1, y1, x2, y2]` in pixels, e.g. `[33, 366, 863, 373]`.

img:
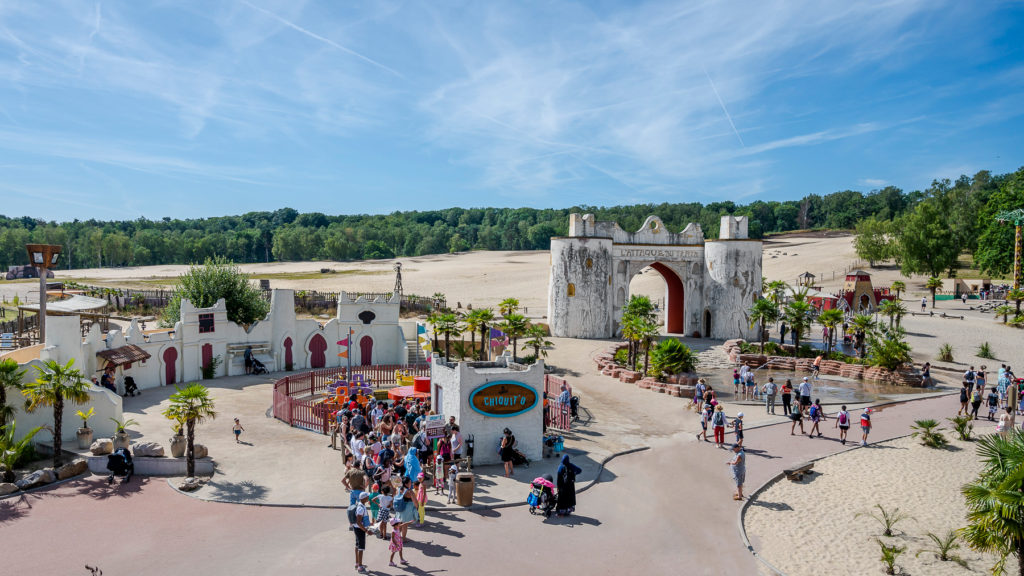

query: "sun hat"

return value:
[359, 491, 370, 501]
[737, 412, 744, 418]
[802, 376, 808, 381]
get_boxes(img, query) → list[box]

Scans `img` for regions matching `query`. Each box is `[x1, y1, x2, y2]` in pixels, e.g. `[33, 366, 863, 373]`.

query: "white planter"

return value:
[77, 428, 94, 450]
[112, 432, 130, 451]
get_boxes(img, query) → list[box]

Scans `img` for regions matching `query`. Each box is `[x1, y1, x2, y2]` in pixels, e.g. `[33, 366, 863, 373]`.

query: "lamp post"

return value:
[995, 209, 1024, 290]
[25, 244, 62, 345]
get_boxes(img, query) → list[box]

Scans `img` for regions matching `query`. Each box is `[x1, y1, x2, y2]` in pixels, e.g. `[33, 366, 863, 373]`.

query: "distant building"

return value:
[5, 265, 54, 280]
[837, 270, 895, 313]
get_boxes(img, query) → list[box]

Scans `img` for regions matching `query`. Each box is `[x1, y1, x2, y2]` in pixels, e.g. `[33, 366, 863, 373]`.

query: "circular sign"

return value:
[469, 381, 538, 418]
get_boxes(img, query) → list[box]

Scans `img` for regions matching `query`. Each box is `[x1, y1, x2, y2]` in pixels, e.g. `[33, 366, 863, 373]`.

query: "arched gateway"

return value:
[548, 214, 762, 340]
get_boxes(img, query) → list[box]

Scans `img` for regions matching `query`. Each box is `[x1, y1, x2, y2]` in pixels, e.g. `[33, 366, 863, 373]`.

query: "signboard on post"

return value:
[424, 413, 446, 440]
[469, 381, 538, 418]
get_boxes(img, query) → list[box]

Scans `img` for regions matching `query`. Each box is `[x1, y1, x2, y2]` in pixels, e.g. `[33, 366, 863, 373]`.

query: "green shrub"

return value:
[201, 355, 222, 380]
[938, 343, 954, 362]
[878, 539, 906, 575]
[650, 338, 698, 375]
[948, 415, 973, 441]
[977, 342, 995, 360]
[857, 504, 914, 537]
[614, 348, 629, 366]
[916, 530, 967, 567]
[911, 419, 948, 448]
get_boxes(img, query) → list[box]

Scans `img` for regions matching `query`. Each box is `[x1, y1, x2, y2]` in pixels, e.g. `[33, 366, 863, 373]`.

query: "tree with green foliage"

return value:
[897, 201, 960, 278]
[463, 309, 484, 361]
[1009, 289, 1024, 316]
[650, 338, 698, 376]
[995, 305, 1015, 324]
[867, 327, 912, 370]
[891, 281, 906, 300]
[160, 256, 270, 327]
[748, 298, 780, 352]
[926, 277, 943, 308]
[0, 421, 44, 482]
[162, 383, 217, 478]
[975, 167, 1023, 277]
[960, 428, 1024, 576]
[854, 216, 893, 267]
[783, 299, 814, 350]
[436, 313, 462, 361]
[851, 314, 877, 358]
[500, 313, 528, 363]
[475, 308, 495, 362]
[879, 299, 907, 329]
[522, 324, 553, 362]
[499, 298, 520, 317]
[817, 308, 845, 354]
[0, 358, 27, 430]
[23, 359, 91, 467]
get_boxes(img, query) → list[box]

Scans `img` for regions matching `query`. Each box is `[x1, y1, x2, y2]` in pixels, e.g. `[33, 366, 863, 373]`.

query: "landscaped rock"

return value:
[193, 444, 209, 459]
[15, 468, 57, 490]
[619, 371, 640, 384]
[90, 438, 113, 455]
[0, 482, 18, 495]
[178, 477, 202, 492]
[133, 442, 165, 458]
[57, 459, 89, 480]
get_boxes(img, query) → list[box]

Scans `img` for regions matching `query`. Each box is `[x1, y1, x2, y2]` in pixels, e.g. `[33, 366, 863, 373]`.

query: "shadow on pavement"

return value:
[76, 476, 149, 500]
[417, 520, 464, 539]
[749, 499, 793, 512]
[206, 479, 269, 502]
[403, 538, 462, 558]
[0, 495, 30, 524]
[542, 513, 601, 527]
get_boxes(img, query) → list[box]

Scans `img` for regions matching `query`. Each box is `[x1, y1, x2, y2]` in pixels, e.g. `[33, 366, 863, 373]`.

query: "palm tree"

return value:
[851, 314, 877, 358]
[879, 299, 902, 329]
[767, 280, 788, 308]
[522, 324, 553, 361]
[891, 281, 906, 300]
[499, 297, 520, 317]
[818, 308, 844, 354]
[476, 308, 495, 361]
[0, 421, 44, 482]
[23, 359, 91, 467]
[926, 277, 943, 308]
[783, 300, 814, 350]
[960, 429, 1024, 576]
[995, 305, 1015, 324]
[1009, 289, 1024, 316]
[500, 313, 528, 362]
[0, 358, 27, 429]
[436, 313, 462, 361]
[748, 298, 780, 352]
[637, 318, 660, 375]
[162, 383, 217, 478]
[620, 313, 642, 367]
[426, 312, 442, 353]
[463, 309, 483, 360]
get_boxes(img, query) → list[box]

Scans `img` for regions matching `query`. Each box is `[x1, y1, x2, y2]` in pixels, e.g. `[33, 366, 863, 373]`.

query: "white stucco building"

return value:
[548, 213, 762, 340]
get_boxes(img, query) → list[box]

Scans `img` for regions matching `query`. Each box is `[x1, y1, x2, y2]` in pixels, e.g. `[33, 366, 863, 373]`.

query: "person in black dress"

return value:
[555, 454, 582, 516]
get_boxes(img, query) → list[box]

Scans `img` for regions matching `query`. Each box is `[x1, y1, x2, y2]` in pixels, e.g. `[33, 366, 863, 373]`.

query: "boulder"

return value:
[619, 371, 640, 384]
[0, 482, 18, 495]
[90, 438, 113, 455]
[193, 444, 209, 459]
[57, 459, 89, 480]
[15, 468, 57, 490]
[133, 442, 165, 458]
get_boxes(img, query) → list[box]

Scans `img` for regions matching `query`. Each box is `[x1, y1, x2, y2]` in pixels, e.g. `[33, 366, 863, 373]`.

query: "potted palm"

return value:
[109, 417, 139, 450]
[75, 407, 95, 449]
[169, 417, 186, 458]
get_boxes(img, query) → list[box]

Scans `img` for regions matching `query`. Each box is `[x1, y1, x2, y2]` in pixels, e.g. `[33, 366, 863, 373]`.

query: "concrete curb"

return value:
[165, 445, 652, 512]
[737, 391, 957, 576]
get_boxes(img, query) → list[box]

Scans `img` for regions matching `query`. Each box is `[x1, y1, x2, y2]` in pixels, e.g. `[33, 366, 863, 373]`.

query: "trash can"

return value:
[456, 472, 475, 506]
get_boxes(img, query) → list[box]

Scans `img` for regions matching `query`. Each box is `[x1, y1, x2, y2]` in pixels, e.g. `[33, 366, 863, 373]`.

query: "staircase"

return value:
[407, 339, 423, 364]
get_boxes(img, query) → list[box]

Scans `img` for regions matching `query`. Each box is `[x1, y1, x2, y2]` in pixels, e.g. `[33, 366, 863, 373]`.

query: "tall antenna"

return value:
[393, 262, 403, 296]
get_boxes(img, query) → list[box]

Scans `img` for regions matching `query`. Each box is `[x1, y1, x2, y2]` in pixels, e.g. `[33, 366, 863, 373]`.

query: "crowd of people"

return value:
[958, 364, 1024, 436]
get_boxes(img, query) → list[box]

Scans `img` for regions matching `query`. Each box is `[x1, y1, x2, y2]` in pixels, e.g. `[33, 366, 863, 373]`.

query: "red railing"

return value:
[544, 374, 572, 431]
[272, 364, 430, 434]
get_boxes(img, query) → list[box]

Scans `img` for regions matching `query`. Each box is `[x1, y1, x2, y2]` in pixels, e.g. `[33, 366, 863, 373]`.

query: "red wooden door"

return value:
[163, 347, 177, 385]
[201, 343, 213, 372]
[359, 335, 373, 365]
[284, 337, 293, 370]
[309, 333, 327, 368]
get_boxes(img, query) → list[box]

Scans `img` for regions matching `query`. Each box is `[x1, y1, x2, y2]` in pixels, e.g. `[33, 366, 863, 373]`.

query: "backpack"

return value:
[394, 489, 408, 512]
[809, 405, 819, 418]
[838, 411, 849, 426]
[712, 412, 726, 427]
[347, 504, 359, 530]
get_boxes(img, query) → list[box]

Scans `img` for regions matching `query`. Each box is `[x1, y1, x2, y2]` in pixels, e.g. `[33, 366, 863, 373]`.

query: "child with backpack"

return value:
[860, 408, 872, 447]
[712, 405, 728, 448]
[987, 387, 1000, 421]
[835, 405, 850, 445]
[808, 399, 825, 438]
[731, 412, 745, 447]
[698, 403, 713, 442]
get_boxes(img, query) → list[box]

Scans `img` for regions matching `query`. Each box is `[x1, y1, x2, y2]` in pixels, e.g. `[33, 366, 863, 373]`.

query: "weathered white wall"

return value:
[548, 237, 614, 338]
[703, 239, 762, 340]
[9, 358, 122, 443]
[429, 353, 544, 466]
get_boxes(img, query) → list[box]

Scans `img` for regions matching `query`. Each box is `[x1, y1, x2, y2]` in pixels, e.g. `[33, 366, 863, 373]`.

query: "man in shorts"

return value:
[835, 405, 851, 445]
[351, 492, 372, 572]
[921, 297, 927, 312]
[798, 377, 812, 415]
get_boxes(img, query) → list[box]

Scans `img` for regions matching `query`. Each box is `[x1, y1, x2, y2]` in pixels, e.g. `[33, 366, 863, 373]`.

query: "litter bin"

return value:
[456, 472, 475, 506]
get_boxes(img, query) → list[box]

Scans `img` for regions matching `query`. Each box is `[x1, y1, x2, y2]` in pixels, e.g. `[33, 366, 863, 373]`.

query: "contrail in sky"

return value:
[703, 65, 744, 147]
[240, 0, 404, 78]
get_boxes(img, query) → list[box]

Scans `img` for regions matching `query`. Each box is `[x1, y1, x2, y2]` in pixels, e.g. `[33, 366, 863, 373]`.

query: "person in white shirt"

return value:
[450, 425, 463, 460]
[798, 377, 812, 415]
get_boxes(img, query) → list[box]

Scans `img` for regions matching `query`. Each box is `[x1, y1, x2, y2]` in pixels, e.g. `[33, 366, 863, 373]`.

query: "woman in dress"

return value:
[555, 454, 582, 516]
[500, 428, 516, 477]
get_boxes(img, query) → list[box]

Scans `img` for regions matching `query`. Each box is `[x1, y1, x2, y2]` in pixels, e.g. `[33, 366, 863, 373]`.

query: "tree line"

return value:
[0, 167, 1018, 271]
[854, 167, 1024, 278]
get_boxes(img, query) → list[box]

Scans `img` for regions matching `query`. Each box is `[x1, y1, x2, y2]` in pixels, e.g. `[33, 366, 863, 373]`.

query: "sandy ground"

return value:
[746, 432, 1016, 576]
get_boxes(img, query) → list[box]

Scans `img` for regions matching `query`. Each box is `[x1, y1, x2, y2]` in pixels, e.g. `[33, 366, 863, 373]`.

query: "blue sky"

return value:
[1, 0, 1023, 221]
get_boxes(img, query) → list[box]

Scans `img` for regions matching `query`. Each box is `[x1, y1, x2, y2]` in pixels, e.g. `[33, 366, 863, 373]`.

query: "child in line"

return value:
[835, 405, 850, 445]
[988, 387, 1000, 421]
[447, 463, 458, 505]
[375, 485, 394, 539]
[733, 369, 741, 396]
[789, 408, 805, 435]
[367, 483, 381, 524]
[433, 453, 446, 495]
[712, 405, 727, 448]
[731, 412, 745, 447]
[860, 408, 872, 447]
[388, 517, 411, 567]
[415, 475, 427, 524]
[698, 403, 713, 442]
[232, 418, 245, 443]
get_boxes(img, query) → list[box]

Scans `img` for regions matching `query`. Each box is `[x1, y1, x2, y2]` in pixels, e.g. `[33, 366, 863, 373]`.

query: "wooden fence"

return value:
[272, 364, 430, 434]
[544, 374, 573, 432]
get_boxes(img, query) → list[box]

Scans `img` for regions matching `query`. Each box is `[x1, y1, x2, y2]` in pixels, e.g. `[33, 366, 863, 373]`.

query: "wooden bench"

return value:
[783, 461, 814, 481]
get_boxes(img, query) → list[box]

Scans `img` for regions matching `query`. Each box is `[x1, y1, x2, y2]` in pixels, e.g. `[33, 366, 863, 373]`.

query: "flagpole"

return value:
[347, 327, 352, 382]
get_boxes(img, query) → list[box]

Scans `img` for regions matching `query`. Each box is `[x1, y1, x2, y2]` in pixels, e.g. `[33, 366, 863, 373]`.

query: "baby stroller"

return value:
[570, 396, 580, 422]
[511, 447, 530, 468]
[106, 447, 134, 484]
[122, 376, 139, 397]
[250, 357, 268, 375]
[527, 475, 556, 517]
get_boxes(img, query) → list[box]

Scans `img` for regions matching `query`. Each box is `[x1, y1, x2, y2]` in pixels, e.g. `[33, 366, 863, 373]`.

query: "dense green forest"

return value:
[0, 167, 1019, 276]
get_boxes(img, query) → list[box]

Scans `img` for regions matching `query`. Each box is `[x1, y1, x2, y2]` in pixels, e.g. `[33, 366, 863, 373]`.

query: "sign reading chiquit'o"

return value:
[469, 381, 538, 417]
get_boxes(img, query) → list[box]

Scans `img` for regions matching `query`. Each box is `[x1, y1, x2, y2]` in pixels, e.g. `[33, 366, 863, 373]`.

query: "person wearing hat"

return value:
[798, 376, 813, 416]
[727, 443, 746, 500]
[351, 491, 372, 573]
[860, 408, 873, 447]
[731, 412, 745, 447]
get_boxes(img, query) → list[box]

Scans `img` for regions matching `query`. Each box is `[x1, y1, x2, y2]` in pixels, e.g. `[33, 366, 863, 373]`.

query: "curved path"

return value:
[1, 337, 958, 576]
